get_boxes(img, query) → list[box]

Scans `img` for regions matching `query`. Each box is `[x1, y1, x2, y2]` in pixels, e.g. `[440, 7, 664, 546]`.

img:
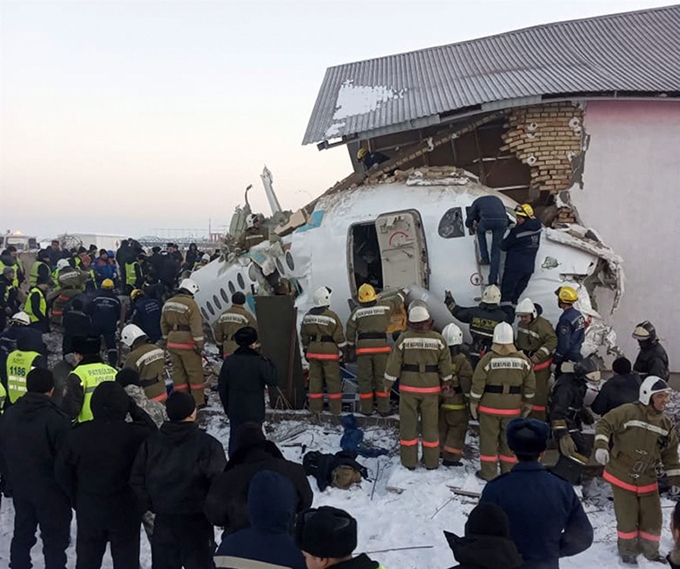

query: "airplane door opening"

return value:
[349, 223, 384, 296]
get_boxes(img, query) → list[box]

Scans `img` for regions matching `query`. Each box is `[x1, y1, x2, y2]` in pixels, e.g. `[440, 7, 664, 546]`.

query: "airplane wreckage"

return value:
[191, 165, 624, 409]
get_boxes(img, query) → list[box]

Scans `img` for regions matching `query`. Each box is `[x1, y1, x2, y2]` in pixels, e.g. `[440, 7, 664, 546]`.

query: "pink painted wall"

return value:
[574, 100, 680, 371]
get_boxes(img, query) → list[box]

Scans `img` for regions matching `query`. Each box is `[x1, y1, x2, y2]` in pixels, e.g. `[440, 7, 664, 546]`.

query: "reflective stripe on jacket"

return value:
[6, 350, 41, 403]
[72, 363, 117, 422]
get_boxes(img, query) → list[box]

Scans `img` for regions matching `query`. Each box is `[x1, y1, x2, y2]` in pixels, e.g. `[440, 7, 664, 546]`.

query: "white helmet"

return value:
[11, 312, 30, 326]
[408, 305, 430, 323]
[313, 286, 332, 307]
[121, 324, 147, 347]
[246, 214, 259, 229]
[492, 322, 514, 344]
[639, 376, 671, 406]
[179, 278, 199, 296]
[56, 258, 71, 270]
[201, 254, 211, 262]
[442, 323, 463, 346]
[515, 298, 537, 318]
[482, 285, 501, 305]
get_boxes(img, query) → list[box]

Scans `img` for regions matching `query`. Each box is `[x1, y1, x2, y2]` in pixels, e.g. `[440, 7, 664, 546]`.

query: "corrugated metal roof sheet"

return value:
[303, 5, 680, 145]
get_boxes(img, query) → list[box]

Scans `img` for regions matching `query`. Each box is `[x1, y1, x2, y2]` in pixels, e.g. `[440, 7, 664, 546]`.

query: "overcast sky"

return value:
[1, 0, 673, 240]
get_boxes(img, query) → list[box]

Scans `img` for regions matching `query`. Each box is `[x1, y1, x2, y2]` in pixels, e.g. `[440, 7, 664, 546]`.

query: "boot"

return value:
[644, 554, 668, 564]
[475, 470, 492, 482]
[443, 459, 463, 467]
[620, 555, 638, 566]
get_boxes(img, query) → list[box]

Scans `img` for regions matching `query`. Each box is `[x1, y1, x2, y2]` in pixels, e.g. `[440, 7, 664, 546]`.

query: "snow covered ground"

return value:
[1, 397, 678, 568]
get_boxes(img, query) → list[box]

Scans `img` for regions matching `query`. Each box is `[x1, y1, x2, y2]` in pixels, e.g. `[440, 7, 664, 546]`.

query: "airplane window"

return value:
[276, 258, 285, 275]
[206, 301, 215, 316]
[213, 295, 222, 311]
[285, 251, 295, 271]
[201, 308, 210, 321]
[248, 265, 258, 282]
[220, 288, 229, 303]
[438, 207, 465, 238]
[228, 281, 236, 295]
[237, 273, 245, 290]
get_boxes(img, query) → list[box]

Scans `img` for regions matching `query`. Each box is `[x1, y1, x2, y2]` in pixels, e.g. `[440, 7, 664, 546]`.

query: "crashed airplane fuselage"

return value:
[191, 168, 622, 354]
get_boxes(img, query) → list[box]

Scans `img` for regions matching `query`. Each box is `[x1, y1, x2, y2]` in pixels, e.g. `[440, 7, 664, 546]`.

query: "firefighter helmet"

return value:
[408, 305, 430, 323]
[492, 322, 514, 345]
[442, 323, 464, 346]
[515, 298, 537, 318]
[121, 324, 147, 347]
[56, 258, 70, 270]
[130, 288, 144, 301]
[555, 286, 578, 304]
[632, 321, 657, 342]
[514, 203, 535, 218]
[179, 278, 199, 296]
[245, 214, 259, 229]
[313, 286, 332, 307]
[357, 148, 368, 160]
[102, 279, 115, 290]
[481, 285, 501, 305]
[358, 283, 377, 303]
[11, 312, 30, 326]
[639, 376, 671, 406]
[574, 356, 601, 383]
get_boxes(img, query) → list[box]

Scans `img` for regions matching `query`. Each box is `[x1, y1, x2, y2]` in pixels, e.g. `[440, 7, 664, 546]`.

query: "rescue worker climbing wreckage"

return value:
[301, 286, 346, 415]
[553, 285, 586, 375]
[161, 278, 206, 408]
[214, 291, 257, 359]
[470, 322, 535, 481]
[384, 305, 452, 470]
[439, 323, 474, 467]
[632, 321, 670, 381]
[595, 376, 680, 565]
[345, 283, 404, 416]
[514, 298, 557, 421]
[121, 323, 167, 403]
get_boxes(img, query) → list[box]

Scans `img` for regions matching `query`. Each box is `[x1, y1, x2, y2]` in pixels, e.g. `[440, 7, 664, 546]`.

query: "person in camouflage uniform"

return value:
[470, 322, 535, 481]
[49, 265, 82, 327]
[160, 279, 206, 407]
[439, 323, 474, 467]
[385, 305, 452, 470]
[300, 287, 346, 415]
[116, 368, 168, 428]
[345, 284, 404, 416]
[214, 292, 257, 358]
[121, 323, 168, 403]
[514, 298, 557, 421]
[595, 376, 680, 565]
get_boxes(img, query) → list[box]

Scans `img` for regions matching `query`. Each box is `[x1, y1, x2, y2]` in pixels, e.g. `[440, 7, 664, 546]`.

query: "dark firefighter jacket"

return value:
[130, 421, 227, 516]
[218, 346, 278, 424]
[633, 340, 670, 381]
[554, 307, 585, 365]
[129, 295, 162, 343]
[549, 372, 588, 438]
[87, 289, 121, 333]
[447, 302, 511, 354]
[500, 217, 542, 273]
[480, 462, 593, 569]
[590, 373, 641, 417]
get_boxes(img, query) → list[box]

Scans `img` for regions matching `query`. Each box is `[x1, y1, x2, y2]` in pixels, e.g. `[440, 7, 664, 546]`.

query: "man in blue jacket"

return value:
[465, 195, 509, 286]
[553, 286, 585, 375]
[480, 417, 593, 569]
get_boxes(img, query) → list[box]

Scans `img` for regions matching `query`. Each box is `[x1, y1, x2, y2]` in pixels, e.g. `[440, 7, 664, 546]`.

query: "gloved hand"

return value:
[595, 448, 610, 465]
[580, 407, 595, 426]
[521, 402, 533, 418]
[669, 486, 680, 500]
[558, 434, 577, 457]
[444, 290, 455, 306]
[469, 400, 479, 420]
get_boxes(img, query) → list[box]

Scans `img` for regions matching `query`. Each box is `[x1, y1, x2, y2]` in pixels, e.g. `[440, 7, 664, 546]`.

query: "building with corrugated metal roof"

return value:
[303, 5, 680, 372]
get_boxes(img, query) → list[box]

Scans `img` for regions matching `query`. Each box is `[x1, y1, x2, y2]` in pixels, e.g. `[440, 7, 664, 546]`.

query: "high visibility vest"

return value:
[29, 261, 49, 287]
[0, 261, 19, 287]
[72, 362, 117, 422]
[6, 350, 41, 403]
[24, 287, 46, 323]
[0, 381, 6, 413]
[125, 262, 138, 286]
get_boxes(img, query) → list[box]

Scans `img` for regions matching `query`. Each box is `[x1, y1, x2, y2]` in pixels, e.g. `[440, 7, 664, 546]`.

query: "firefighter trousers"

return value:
[168, 348, 205, 406]
[478, 412, 518, 480]
[611, 485, 662, 558]
[399, 392, 440, 469]
[529, 367, 551, 422]
[439, 404, 468, 463]
[143, 378, 168, 403]
[307, 359, 342, 415]
[152, 513, 215, 569]
[357, 353, 390, 415]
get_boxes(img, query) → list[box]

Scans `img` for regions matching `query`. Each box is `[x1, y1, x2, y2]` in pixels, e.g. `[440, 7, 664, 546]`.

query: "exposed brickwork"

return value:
[501, 102, 586, 195]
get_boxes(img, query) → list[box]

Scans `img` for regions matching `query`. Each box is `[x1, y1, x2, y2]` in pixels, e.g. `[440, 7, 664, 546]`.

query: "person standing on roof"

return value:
[356, 147, 390, 171]
[384, 304, 452, 470]
[632, 321, 669, 381]
[445, 284, 510, 368]
[499, 204, 542, 316]
[161, 278, 207, 408]
[595, 376, 680, 565]
[121, 324, 168, 403]
[300, 286, 347, 416]
[345, 284, 404, 416]
[214, 292, 257, 359]
[514, 298, 557, 422]
[470, 322, 535, 481]
[465, 195, 509, 286]
[553, 286, 585, 375]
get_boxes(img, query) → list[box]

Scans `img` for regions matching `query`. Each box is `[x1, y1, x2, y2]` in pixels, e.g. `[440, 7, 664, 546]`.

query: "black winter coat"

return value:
[590, 373, 641, 417]
[130, 296, 162, 343]
[131, 421, 227, 516]
[1, 393, 71, 499]
[549, 373, 587, 433]
[87, 290, 121, 333]
[55, 402, 156, 523]
[465, 195, 508, 226]
[204, 440, 313, 534]
[634, 341, 669, 381]
[331, 555, 383, 569]
[218, 346, 278, 424]
[445, 531, 523, 569]
[500, 217, 542, 273]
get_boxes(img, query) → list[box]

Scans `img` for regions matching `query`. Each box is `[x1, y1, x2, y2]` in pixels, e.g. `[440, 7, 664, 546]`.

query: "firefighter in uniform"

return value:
[384, 305, 452, 470]
[121, 324, 167, 403]
[553, 286, 585, 374]
[300, 287, 346, 415]
[595, 376, 680, 565]
[6, 336, 48, 404]
[214, 292, 257, 358]
[24, 276, 51, 334]
[445, 285, 509, 368]
[160, 278, 206, 407]
[439, 323, 473, 467]
[61, 335, 117, 422]
[236, 214, 267, 253]
[514, 298, 557, 421]
[632, 321, 670, 381]
[50, 264, 83, 327]
[345, 284, 404, 416]
[470, 322, 535, 481]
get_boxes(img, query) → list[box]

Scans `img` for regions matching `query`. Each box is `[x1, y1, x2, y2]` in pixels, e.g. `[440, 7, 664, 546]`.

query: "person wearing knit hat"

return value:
[590, 356, 641, 417]
[295, 506, 383, 569]
[213, 291, 257, 358]
[444, 502, 523, 569]
[165, 390, 197, 422]
[479, 418, 593, 568]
